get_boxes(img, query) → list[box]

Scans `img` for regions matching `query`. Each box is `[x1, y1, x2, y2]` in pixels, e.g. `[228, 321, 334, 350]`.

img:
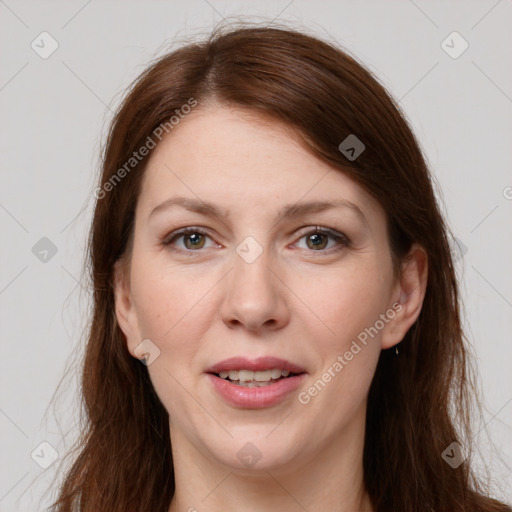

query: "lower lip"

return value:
[206, 373, 307, 409]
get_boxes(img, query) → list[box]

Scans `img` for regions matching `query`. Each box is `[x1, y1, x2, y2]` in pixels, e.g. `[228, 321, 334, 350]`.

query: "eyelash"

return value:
[161, 226, 351, 257]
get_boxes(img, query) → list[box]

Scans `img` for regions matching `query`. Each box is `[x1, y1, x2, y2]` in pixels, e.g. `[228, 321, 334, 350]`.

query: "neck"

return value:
[168, 404, 373, 512]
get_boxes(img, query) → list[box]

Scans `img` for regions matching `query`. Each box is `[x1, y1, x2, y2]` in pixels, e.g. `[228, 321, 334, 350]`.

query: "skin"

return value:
[114, 104, 428, 512]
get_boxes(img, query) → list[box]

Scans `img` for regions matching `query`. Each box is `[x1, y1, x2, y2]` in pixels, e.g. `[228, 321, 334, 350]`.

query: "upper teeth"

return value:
[218, 369, 291, 382]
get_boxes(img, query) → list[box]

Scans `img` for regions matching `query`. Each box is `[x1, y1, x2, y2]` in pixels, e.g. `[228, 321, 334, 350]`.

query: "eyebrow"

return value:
[149, 196, 368, 224]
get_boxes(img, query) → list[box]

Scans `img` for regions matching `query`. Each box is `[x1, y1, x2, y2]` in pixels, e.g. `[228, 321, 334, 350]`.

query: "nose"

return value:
[220, 246, 290, 333]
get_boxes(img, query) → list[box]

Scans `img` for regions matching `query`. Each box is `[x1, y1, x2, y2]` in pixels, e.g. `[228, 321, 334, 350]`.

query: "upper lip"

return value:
[205, 356, 307, 374]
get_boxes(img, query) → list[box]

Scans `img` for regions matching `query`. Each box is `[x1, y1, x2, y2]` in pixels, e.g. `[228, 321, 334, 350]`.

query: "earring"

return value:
[395, 345, 399, 356]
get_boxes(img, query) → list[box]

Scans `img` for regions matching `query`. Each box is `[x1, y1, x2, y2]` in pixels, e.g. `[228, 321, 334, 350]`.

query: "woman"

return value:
[51, 24, 511, 512]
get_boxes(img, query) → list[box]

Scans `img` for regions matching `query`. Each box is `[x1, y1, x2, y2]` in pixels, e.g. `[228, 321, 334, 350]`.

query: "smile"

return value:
[217, 369, 295, 387]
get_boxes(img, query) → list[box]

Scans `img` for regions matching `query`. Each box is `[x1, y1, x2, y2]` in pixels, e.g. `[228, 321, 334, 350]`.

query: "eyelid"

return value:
[161, 225, 351, 255]
[294, 225, 351, 246]
[161, 226, 217, 255]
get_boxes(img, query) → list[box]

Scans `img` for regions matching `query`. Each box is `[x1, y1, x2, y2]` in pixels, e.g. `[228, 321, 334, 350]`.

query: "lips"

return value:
[205, 356, 307, 409]
[205, 356, 306, 375]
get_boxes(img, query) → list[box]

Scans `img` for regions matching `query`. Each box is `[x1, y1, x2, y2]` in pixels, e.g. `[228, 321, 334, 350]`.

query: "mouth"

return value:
[212, 368, 303, 387]
[205, 356, 307, 408]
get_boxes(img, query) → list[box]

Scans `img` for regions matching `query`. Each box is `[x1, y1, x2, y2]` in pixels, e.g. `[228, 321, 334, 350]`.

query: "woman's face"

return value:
[115, 105, 418, 474]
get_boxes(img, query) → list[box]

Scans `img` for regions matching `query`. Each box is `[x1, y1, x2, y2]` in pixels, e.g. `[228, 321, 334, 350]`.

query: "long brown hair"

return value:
[51, 23, 511, 512]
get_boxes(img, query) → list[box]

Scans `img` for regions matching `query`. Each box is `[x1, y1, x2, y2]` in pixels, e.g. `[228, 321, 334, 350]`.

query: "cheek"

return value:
[297, 282, 383, 429]
[302, 261, 392, 345]
[130, 255, 214, 342]
[297, 263, 390, 401]
[129, 255, 224, 395]
[130, 263, 214, 420]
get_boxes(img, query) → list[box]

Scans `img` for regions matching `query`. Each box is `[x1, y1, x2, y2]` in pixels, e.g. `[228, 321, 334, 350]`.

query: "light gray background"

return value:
[1, 1, 511, 510]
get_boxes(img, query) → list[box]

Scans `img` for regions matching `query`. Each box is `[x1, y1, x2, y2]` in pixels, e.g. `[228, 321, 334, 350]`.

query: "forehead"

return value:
[136, 105, 383, 225]
[144, 105, 319, 185]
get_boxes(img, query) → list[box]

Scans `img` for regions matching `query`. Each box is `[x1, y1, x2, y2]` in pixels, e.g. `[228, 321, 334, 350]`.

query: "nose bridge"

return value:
[234, 236, 273, 290]
[220, 234, 288, 331]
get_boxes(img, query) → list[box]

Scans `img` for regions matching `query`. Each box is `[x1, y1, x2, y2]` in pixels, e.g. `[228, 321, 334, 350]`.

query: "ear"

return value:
[381, 243, 428, 350]
[113, 259, 142, 358]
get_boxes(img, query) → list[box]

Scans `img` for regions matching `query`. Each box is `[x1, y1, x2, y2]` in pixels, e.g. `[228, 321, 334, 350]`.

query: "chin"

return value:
[204, 433, 305, 475]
